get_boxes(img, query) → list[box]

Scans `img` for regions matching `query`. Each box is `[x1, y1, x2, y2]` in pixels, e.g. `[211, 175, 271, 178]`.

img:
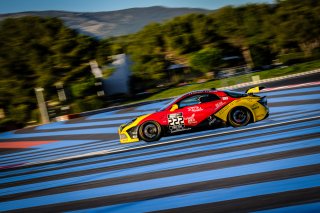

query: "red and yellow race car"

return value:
[119, 86, 268, 143]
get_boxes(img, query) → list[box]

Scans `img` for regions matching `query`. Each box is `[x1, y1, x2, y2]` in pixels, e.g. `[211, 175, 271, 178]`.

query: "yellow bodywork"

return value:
[214, 96, 268, 123]
[246, 86, 265, 94]
[119, 114, 151, 143]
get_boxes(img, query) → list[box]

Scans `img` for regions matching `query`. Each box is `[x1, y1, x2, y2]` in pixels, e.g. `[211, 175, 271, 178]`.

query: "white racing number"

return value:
[168, 113, 185, 132]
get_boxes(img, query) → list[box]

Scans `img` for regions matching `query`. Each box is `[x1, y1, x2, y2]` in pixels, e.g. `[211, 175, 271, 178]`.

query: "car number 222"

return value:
[168, 113, 185, 132]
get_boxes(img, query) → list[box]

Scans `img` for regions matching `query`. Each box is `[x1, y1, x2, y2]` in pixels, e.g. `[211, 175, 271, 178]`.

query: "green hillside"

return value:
[0, 0, 320, 131]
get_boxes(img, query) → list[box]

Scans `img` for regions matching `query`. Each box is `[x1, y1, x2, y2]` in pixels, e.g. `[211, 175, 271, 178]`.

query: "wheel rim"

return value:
[232, 108, 248, 124]
[143, 123, 158, 139]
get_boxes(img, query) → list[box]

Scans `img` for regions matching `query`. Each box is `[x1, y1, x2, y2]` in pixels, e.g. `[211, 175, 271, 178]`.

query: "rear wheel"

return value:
[138, 121, 162, 142]
[228, 107, 251, 127]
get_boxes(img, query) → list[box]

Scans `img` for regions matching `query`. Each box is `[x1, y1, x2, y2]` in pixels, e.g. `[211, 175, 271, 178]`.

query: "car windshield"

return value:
[157, 95, 184, 111]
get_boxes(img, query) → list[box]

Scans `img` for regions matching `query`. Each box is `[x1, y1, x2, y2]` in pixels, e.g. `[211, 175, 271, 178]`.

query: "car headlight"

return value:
[120, 134, 127, 140]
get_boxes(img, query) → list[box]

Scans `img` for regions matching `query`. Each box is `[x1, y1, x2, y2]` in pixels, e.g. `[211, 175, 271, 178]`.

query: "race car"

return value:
[119, 86, 268, 143]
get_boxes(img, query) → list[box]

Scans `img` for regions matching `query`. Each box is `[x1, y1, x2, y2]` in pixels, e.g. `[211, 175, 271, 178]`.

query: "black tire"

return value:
[228, 107, 251, 127]
[138, 121, 162, 142]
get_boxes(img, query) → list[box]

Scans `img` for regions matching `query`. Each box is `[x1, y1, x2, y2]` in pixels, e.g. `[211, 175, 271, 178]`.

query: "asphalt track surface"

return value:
[0, 75, 320, 212]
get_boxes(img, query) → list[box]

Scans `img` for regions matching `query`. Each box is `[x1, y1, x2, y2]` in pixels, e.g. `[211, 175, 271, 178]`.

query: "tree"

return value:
[96, 38, 112, 66]
[271, 0, 320, 56]
[126, 23, 168, 90]
[211, 4, 274, 68]
[190, 48, 223, 74]
[250, 44, 274, 67]
[0, 16, 99, 130]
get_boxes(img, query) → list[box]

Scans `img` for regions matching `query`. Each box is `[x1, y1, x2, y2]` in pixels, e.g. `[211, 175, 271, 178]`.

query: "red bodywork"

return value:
[138, 90, 235, 130]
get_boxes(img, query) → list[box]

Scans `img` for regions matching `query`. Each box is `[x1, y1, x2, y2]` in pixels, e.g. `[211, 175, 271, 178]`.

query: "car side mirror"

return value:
[170, 104, 178, 112]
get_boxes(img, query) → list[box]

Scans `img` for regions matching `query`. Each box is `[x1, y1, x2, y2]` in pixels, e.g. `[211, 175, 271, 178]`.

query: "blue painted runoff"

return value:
[1, 156, 320, 211]
[0, 140, 319, 196]
[253, 202, 320, 213]
[1, 119, 318, 179]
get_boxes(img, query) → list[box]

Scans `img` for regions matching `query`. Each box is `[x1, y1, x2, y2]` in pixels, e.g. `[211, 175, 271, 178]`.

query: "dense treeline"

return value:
[0, 0, 319, 130]
[0, 17, 103, 130]
[114, 0, 320, 91]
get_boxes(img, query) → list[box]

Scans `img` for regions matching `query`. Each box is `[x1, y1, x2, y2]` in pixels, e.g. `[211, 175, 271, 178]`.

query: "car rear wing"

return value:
[245, 86, 265, 94]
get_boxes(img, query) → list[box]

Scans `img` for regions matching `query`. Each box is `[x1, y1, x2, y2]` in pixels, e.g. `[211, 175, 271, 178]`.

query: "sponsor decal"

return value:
[244, 97, 256, 103]
[188, 106, 203, 112]
[215, 102, 224, 109]
[222, 97, 228, 101]
[186, 113, 197, 125]
[168, 113, 186, 132]
[252, 103, 260, 110]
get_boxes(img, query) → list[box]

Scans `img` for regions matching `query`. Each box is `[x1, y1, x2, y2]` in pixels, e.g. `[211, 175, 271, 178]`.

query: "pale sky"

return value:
[0, 0, 275, 14]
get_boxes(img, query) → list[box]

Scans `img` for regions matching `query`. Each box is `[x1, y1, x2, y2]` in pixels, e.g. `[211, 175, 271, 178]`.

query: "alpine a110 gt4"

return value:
[119, 86, 268, 143]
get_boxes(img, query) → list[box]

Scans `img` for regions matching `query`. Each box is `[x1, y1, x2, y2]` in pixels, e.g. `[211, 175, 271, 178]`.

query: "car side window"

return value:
[178, 94, 219, 108]
[199, 94, 220, 103]
[178, 95, 202, 108]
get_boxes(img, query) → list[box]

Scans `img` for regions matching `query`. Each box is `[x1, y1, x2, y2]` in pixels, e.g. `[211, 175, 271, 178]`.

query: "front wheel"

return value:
[228, 107, 251, 127]
[138, 121, 162, 142]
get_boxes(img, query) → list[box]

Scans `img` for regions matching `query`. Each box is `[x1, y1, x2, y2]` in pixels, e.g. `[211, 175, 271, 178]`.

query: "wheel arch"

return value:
[215, 101, 257, 123]
[228, 106, 255, 125]
[227, 106, 254, 127]
[138, 120, 163, 142]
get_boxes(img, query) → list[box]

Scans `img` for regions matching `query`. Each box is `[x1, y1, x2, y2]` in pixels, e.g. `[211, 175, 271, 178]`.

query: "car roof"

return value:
[159, 89, 227, 111]
[183, 89, 224, 96]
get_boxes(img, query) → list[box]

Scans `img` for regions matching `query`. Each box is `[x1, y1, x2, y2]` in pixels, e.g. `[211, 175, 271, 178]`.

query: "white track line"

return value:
[263, 81, 320, 92]
[219, 69, 320, 90]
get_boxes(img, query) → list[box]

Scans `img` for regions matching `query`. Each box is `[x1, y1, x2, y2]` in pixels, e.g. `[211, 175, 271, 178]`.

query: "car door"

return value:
[164, 94, 201, 133]
[183, 93, 222, 126]
[170, 94, 216, 128]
